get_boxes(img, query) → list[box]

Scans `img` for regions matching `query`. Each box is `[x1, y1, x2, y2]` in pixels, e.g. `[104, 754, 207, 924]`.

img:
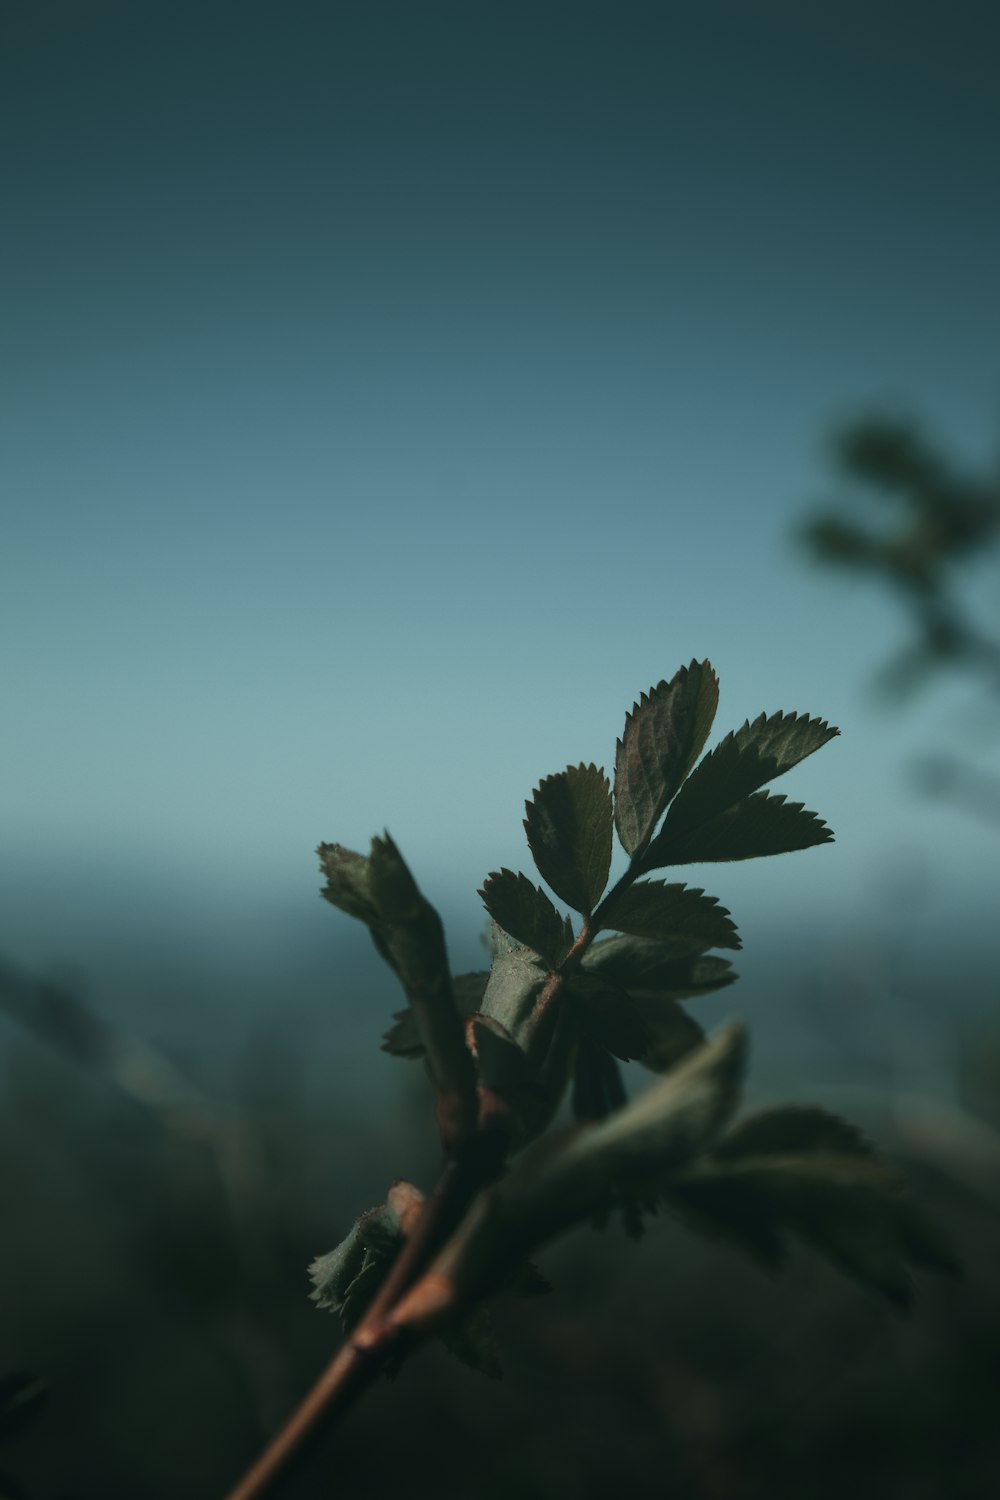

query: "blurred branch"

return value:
[799, 413, 1000, 700]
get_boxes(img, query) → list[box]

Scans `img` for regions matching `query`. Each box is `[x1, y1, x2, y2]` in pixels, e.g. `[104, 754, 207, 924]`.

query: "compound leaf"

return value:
[524, 763, 613, 914]
[479, 869, 572, 968]
[583, 935, 737, 1002]
[648, 792, 833, 867]
[600, 880, 740, 955]
[614, 660, 720, 856]
[650, 711, 838, 860]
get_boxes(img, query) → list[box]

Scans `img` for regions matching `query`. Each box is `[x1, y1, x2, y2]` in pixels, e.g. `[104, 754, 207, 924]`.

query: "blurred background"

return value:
[2, 3, 998, 1497]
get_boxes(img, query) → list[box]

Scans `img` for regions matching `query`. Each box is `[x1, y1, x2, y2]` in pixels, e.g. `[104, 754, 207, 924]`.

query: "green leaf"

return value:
[599, 880, 740, 955]
[630, 998, 706, 1073]
[583, 935, 737, 1002]
[440, 1304, 503, 1379]
[308, 1223, 370, 1316]
[649, 792, 833, 866]
[614, 660, 720, 856]
[478, 870, 572, 968]
[572, 1033, 628, 1121]
[317, 842, 380, 925]
[523, 763, 613, 914]
[566, 972, 653, 1062]
[648, 710, 838, 863]
[495, 1021, 747, 1244]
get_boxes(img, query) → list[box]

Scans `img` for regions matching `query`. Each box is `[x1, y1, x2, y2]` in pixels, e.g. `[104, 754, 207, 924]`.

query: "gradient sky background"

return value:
[3, 2, 998, 1088]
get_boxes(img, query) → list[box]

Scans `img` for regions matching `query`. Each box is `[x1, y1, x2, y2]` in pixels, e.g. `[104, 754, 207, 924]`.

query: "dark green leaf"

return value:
[649, 710, 838, 861]
[440, 1304, 503, 1379]
[600, 880, 740, 955]
[381, 1008, 423, 1058]
[507, 1260, 553, 1296]
[523, 763, 613, 914]
[630, 998, 706, 1073]
[572, 1033, 627, 1121]
[317, 842, 380, 924]
[308, 1225, 369, 1315]
[566, 972, 652, 1062]
[310, 1202, 407, 1332]
[614, 660, 720, 856]
[583, 935, 737, 1001]
[340, 1251, 389, 1333]
[479, 869, 571, 968]
[649, 792, 833, 866]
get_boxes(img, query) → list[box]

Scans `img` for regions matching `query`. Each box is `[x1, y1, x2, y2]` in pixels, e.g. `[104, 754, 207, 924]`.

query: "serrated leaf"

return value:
[566, 972, 653, 1062]
[523, 763, 613, 914]
[317, 842, 380, 924]
[479, 870, 571, 968]
[650, 711, 838, 861]
[614, 660, 720, 856]
[308, 1224, 368, 1315]
[600, 880, 740, 955]
[648, 792, 834, 866]
[583, 935, 737, 1002]
[381, 1008, 423, 1057]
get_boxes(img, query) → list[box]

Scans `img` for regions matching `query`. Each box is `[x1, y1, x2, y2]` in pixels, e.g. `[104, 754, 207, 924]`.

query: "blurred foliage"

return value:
[3, 653, 999, 1496]
[800, 414, 1000, 700]
[1, 949, 998, 1498]
[800, 412, 1000, 827]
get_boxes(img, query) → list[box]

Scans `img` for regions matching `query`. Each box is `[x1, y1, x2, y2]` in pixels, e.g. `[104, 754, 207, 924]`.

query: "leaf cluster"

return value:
[308, 661, 956, 1396]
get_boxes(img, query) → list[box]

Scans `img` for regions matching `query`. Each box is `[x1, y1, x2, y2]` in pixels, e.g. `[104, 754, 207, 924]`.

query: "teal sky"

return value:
[2, 2, 998, 1044]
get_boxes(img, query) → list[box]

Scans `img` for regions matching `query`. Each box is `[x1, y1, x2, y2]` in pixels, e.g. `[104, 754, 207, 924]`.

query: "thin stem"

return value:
[222, 1130, 507, 1500]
